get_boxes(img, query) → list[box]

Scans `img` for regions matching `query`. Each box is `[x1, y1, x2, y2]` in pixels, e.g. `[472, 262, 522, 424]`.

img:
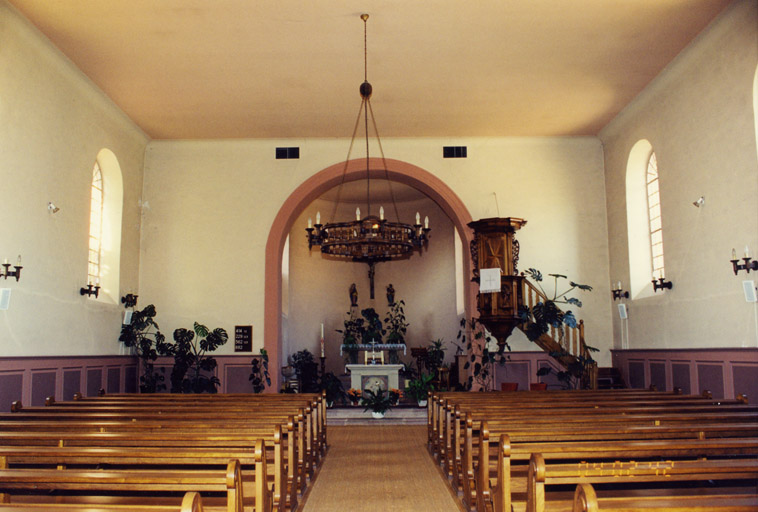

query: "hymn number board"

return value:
[234, 325, 252, 352]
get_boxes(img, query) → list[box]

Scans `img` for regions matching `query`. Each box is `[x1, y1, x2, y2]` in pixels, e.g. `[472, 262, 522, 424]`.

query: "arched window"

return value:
[87, 162, 104, 287]
[626, 140, 666, 298]
[646, 152, 665, 280]
[86, 149, 123, 302]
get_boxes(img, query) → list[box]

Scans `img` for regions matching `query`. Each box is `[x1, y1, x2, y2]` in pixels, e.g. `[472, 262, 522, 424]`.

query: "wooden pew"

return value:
[0, 491, 204, 512]
[527, 453, 758, 512]
[0, 458, 260, 512]
[572, 483, 758, 512]
[486, 434, 758, 512]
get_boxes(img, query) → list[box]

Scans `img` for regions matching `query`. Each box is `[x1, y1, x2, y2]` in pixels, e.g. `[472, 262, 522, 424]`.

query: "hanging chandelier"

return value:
[306, 14, 430, 297]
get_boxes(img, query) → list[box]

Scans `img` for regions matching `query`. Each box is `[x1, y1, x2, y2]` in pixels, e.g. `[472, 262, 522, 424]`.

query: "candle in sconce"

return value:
[745, 245, 751, 259]
[308, 218, 312, 229]
[16, 255, 21, 266]
[732, 248, 737, 260]
[616, 281, 622, 290]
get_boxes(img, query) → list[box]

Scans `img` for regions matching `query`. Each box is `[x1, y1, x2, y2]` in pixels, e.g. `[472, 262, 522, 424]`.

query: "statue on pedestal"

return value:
[386, 283, 395, 306]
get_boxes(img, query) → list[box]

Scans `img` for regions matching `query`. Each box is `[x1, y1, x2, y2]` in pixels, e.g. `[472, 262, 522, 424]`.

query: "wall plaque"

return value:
[234, 325, 252, 352]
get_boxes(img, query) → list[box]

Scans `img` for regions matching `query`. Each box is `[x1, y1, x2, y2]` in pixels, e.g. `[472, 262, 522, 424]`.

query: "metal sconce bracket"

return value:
[1, 263, 22, 282]
[652, 278, 673, 292]
[612, 289, 629, 300]
[121, 294, 138, 308]
[731, 258, 758, 275]
[80, 284, 100, 298]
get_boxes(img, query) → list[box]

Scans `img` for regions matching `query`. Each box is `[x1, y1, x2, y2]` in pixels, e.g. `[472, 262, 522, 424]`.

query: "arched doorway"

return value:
[264, 158, 475, 390]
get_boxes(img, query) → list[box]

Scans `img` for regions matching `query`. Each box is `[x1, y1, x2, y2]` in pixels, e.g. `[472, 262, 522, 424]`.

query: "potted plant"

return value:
[167, 322, 228, 394]
[424, 339, 447, 379]
[291, 349, 319, 393]
[249, 348, 271, 394]
[384, 297, 408, 363]
[336, 310, 362, 364]
[347, 388, 362, 406]
[118, 304, 172, 393]
[458, 317, 509, 391]
[320, 372, 345, 407]
[360, 307, 384, 345]
[361, 388, 393, 419]
[407, 373, 435, 407]
[389, 388, 403, 406]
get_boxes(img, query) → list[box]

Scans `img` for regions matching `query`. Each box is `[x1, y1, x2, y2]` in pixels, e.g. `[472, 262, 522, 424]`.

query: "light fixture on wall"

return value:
[47, 202, 60, 214]
[692, 196, 705, 208]
[731, 246, 758, 275]
[305, 14, 430, 299]
[1, 255, 22, 281]
[652, 275, 673, 292]
[80, 280, 100, 298]
[121, 294, 138, 308]
[611, 281, 629, 300]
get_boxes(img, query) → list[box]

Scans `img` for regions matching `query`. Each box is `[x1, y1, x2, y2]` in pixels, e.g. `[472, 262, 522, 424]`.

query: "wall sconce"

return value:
[731, 247, 758, 275]
[47, 202, 60, 214]
[80, 282, 100, 298]
[652, 276, 673, 292]
[692, 196, 705, 208]
[611, 281, 629, 300]
[1, 256, 22, 281]
[121, 294, 138, 308]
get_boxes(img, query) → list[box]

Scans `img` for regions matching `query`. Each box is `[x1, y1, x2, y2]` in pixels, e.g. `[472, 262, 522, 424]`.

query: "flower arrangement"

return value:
[389, 388, 403, 405]
[347, 388, 362, 404]
[361, 388, 394, 416]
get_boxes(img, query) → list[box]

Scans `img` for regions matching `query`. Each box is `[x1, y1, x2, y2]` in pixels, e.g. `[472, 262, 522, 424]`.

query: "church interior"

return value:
[0, 1, 757, 510]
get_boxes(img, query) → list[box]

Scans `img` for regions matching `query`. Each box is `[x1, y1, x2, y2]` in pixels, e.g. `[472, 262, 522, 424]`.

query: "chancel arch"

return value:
[264, 158, 475, 390]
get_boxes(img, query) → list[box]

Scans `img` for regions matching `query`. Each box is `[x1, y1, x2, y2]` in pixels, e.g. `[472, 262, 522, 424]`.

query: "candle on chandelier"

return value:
[316, 211, 321, 225]
[356, 208, 361, 221]
[379, 206, 384, 221]
[415, 212, 420, 225]
[424, 216, 429, 229]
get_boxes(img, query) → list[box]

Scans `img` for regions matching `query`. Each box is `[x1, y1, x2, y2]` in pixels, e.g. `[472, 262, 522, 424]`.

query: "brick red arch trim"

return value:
[264, 158, 475, 391]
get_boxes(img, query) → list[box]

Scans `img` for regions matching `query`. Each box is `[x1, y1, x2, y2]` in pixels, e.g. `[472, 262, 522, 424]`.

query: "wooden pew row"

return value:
[0, 443, 274, 512]
[527, 454, 758, 512]
[0, 458, 258, 512]
[442, 407, 757, 492]
[571, 483, 758, 512]
[0, 416, 299, 510]
[0, 426, 295, 512]
[483, 433, 758, 512]
[5, 402, 320, 481]
[429, 391, 751, 458]
[0, 491, 204, 512]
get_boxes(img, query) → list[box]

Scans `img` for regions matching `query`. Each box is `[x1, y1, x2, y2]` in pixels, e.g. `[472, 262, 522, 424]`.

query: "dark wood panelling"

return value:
[628, 361, 645, 388]
[649, 361, 666, 391]
[671, 363, 691, 395]
[107, 367, 121, 394]
[124, 365, 137, 394]
[225, 365, 252, 394]
[732, 364, 758, 400]
[0, 373, 23, 412]
[86, 368, 102, 397]
[31, 371, 56, 406]
[697, 363, 725, 399]
[63, 370, 81, 400]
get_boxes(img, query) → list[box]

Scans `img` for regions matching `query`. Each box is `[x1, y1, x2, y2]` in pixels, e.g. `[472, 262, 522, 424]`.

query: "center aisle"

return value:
[301, 425, 463, 512]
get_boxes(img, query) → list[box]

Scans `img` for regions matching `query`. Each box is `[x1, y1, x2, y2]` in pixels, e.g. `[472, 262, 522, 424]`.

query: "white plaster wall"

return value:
[0, 1, 148, 355]
[600, 0, 758, 349]
[141, 136, 612, 365]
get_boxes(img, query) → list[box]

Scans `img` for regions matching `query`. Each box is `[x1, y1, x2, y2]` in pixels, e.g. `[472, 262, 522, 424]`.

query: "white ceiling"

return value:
[8, 0, 733, 140]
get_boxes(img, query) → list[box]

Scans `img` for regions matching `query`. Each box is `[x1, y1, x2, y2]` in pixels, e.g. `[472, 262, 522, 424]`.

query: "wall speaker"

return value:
[618, 303, 627, 319]
[0, 288, 10, 310]
[743, 280, 757, 303]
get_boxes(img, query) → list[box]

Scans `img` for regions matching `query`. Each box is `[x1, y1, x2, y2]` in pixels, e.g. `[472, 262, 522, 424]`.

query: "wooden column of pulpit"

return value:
[468, 217, 527, 347]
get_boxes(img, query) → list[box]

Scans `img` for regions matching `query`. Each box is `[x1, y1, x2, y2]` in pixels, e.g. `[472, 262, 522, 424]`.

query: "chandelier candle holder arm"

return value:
[730, 246, 758, 275]
[0, 255, 22, 281]
[304, 13, 431, 299]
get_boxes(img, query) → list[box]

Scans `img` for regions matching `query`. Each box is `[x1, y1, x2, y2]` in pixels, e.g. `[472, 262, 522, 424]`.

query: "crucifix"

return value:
[367, 262, 376, 300]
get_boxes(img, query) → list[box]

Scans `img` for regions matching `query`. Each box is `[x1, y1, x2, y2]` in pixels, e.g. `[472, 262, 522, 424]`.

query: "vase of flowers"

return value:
[389, 388, 403, 406]
[347, 388, 362, 406]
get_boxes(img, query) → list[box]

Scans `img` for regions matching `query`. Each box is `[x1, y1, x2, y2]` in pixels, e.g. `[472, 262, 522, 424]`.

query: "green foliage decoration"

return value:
[249, 348, 271, 393]
[360, 388, 394, 414]
[167, 322, 228, 394]
[458, 317, 509, 391]
[118, 304, 172, 393]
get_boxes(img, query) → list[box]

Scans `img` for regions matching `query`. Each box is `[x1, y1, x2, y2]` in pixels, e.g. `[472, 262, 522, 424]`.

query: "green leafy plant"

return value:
[518, 268, 592, 342]
[360, 388, 393, 414]
[167, 322, 228, 394]
[407, 373, 435, 403]
[458, 317, 509, 391]
[291, 349, 319, 393]
[360, 307, 384, 344]
[383, 299, 408, 344]
[336, 309, 363, 346]
[118, 304, 172, 393]
[249, 348, 271, 393]
[320, 371, 345, 405]
[424, 339, 447, 378]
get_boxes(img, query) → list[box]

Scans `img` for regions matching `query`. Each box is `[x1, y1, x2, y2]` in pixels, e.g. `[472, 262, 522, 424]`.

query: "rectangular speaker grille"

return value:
[443, 146, 467, 158]
[276, 147, 300, 159]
